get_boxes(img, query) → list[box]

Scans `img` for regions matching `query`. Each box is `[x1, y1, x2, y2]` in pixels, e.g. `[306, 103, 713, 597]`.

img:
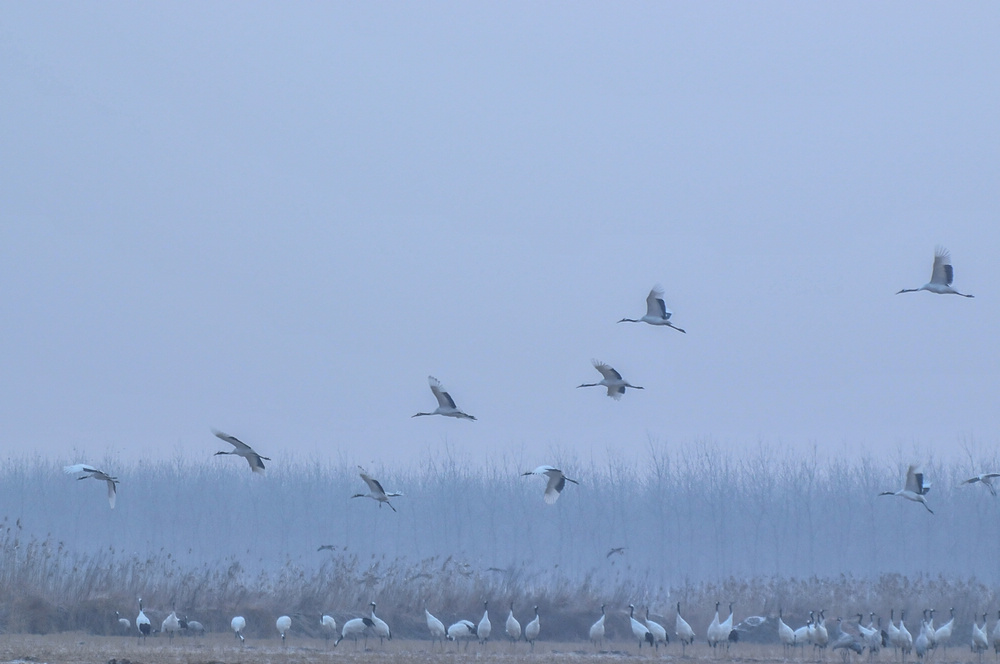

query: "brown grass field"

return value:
[0, 633, 996, 664]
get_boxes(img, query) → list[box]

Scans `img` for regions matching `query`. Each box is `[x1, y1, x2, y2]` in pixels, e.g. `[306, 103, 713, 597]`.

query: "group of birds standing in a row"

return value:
[116, 594, 1000, 661]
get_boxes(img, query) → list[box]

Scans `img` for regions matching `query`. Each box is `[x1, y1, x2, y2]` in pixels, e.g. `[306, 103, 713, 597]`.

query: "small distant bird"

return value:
[321, 614, 337, 643]
[478, 600, 492, 644]
[317, 544, 337, 552]
[336, 616, 374, 648]
[607, 547, 626, 558]
[522, 465, 578, 504]
[412, 375, 476, 420]
[136, 598, 151, 642]
[589, 604, 606, 649]
[879, 464, 933, 513]
[212, 429, 270, 473]
[447, 620, 478, 650]
[115, 611, 131, 632]
[276, 615, 292, 645]
[506, 602, 521, 643]
[162, 610, 182, 639]
[351, 467, 402, 512]
[896, 247, 974, 297]
[645, 607, 669, 650]
[369, 602, 391, 645]
[619, 285, 686, 333]
[63, 464, 118, 509]
[577, 359, 643, 400]
[524, 606, 540, 650]
[425, 607, 447, 648]
[231, 616, 246, 643]
[630, 604, 655, 650]
[960, 473, 1000, 497]
[676, 602, 696, 654]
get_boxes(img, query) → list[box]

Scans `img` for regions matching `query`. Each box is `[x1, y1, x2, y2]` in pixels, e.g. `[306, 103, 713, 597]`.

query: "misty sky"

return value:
[2, 3, 999, 469]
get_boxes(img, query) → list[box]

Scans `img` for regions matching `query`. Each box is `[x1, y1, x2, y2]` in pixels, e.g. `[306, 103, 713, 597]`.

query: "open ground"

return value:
[2, 634, 999, 664]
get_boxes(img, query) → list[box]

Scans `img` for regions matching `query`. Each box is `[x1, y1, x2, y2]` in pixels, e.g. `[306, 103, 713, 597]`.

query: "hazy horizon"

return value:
[3, 3, 1000, 470]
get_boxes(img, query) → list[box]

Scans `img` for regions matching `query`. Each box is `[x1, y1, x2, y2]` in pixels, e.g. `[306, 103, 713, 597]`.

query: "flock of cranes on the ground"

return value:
[115, 596, 1000, 660]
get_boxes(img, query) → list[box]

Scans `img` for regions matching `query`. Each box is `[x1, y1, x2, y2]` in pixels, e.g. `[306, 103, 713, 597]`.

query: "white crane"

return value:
[880, 464, 933, 513]
[915, 613, 932, 660]
[935, 607, 955, 650]
[369, 602, 391, 645]
[646, 607, 669, 650]
[887, 610, 901, 657]
[589, 604, 606, 650]
[973, 613, 990, 660]
[778, 609, 796, 655]
[136, 598, 151, 642]
[212, 429, 270, 473]
[162, 609, 182, 639]
[707, 601, 725, 649]
[630, 604, 655, 650]
[63, 464, 119, 508]
[321, 614, 337, 644]
[793, 616, 812, 650]
[522, 465, 578, 504]
[231, 616, 246, 643]
[506, 602, 521, 644]
[115, 611, 130, 632]
[722, 602, 738, 650]
[815, 610, 830, 652]
[276, 615, 291, 645]
[336, 616, 373, 648]
[961, 473, 1000, 497]
[619, 285, 686, 333]
[425, 607, 446, 649]
[525, 606, 540, 650]
[447, 620, 478, 650]
[478, 600, 492, 644]
[898, 610, 914, 660]
[897, 247, 974, 298]
[351, 467, 402, 511]
[577, 359, 643, 400]
[676, 602, 696, 654]
[412, 375, 476, 420]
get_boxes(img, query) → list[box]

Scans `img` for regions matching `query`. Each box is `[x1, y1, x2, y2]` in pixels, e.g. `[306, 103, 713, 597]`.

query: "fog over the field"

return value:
[4, 446, 1000, 588]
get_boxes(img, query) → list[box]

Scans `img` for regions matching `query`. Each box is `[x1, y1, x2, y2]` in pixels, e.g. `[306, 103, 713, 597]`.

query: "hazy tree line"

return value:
[1, 441, 998, 636]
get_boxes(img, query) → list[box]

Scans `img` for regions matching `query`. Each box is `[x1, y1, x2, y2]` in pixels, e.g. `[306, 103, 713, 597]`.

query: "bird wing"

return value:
[645, 286, 672, 320]
[106, 478, 118, 508]
[428, 376, 458, 409]
[544, 473, 567, 504]
[930, 248, 953, 285]
[608, 384, 625, 400]
[64, 463, 99, 476]
[904, 465, 921, 493]
[213, 429, 253, 453]
[593, 361, 622, 381]
[247, 453, 266, 473]
[359, 469, 386, 495]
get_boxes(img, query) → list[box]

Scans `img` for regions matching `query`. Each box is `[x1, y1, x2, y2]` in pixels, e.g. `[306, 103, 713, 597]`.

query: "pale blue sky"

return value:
[2, 2, 998, 468]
